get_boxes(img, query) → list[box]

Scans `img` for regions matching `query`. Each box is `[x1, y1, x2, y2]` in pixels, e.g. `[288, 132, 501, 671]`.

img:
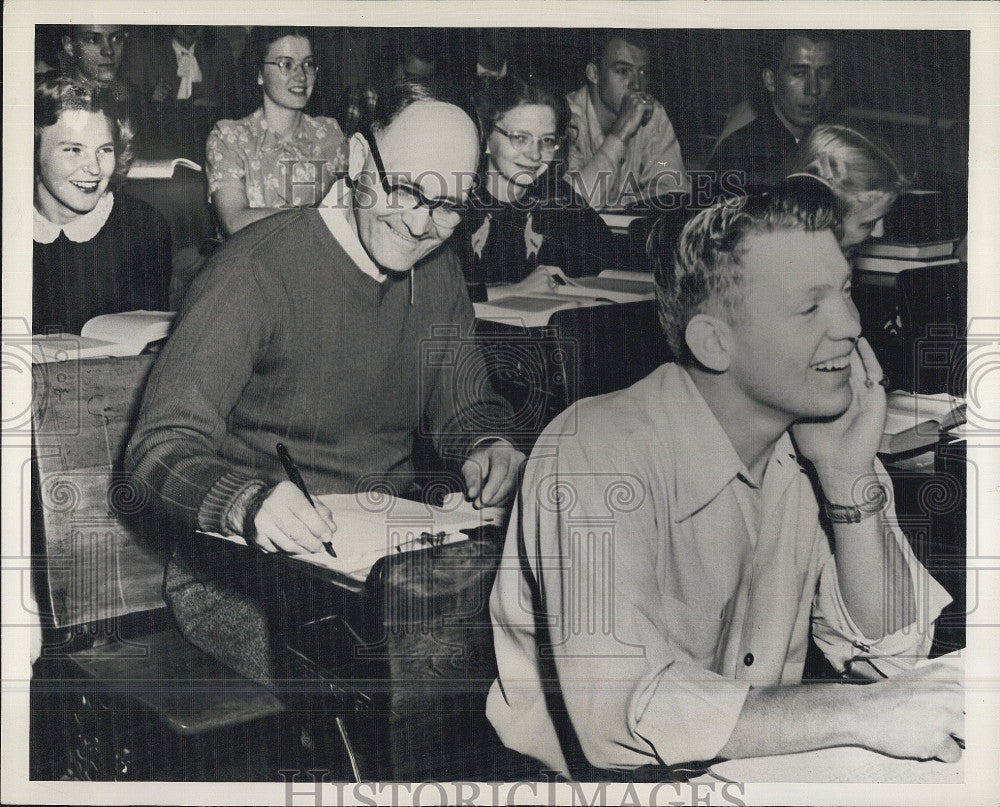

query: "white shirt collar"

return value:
[316, 179, 386, 283]
[33, 191, 114, 244]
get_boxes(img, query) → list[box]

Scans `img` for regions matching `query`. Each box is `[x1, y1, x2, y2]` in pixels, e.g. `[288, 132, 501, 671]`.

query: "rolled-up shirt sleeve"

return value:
[811, 463, 952, 674]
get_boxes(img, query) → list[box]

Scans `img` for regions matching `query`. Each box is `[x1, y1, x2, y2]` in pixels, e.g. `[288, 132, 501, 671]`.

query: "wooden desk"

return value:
[272, 528, 510, 781]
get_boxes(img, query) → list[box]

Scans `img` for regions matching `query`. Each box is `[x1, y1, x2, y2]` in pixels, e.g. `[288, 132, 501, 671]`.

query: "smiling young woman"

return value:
[453, 74, 621, 299]
[32, 76, 172, 334]
[205, 26, 348, 236]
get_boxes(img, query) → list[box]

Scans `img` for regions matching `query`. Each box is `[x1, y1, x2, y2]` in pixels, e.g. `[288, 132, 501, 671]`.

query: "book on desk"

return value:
[32, 310, 175, 363]
[473, 269, 656, 326]
[879, 390, 966, 457]
[127, 157, 202, 179]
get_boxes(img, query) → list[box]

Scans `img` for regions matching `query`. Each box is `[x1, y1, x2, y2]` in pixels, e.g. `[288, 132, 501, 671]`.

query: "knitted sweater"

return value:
[126, 208, 513, 534]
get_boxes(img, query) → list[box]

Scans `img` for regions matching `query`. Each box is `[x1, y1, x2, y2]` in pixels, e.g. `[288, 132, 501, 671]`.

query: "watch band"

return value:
[824, 483, 888, 524]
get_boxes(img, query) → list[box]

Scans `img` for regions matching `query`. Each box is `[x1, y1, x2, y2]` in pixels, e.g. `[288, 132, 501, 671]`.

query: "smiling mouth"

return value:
[70, 181, 101, 193]
[811, 355, 851, 372]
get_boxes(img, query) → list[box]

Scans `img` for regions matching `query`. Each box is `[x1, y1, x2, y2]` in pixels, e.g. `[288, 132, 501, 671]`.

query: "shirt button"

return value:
[743, 653, 754, 667]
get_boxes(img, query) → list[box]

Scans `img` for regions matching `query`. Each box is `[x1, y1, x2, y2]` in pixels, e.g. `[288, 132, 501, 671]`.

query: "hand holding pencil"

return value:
[242, 443, 338, 556]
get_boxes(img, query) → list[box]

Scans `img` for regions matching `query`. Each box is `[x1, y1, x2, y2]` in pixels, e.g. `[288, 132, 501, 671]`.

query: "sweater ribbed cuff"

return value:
[197, 470, 268, 535]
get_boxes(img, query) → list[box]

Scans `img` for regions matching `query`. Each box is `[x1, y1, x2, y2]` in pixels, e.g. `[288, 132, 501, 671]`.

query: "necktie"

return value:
[175, 43, 202, 101]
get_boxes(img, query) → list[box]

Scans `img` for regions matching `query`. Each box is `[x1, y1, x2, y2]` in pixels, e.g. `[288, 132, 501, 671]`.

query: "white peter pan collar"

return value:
[33, 192, 114, 244]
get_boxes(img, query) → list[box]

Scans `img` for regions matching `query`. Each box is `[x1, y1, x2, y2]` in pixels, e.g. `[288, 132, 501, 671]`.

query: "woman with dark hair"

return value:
[206, 26, 347, 235]
[454, 74, 620, 300]
[33, 75, 171, 334]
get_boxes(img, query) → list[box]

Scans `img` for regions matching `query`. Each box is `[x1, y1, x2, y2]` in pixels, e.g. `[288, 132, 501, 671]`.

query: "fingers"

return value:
[462, 457, 483, 504]
[463, 444, 526, 508]
[251, 481, 335, 555]
[479, 447, 524, 506]
[856, 337, 886, 387]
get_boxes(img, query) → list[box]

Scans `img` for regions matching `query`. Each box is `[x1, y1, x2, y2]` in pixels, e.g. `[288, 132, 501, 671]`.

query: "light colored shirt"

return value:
[564, 85, 688, 211]
[206, 108, 347, 209]
[33, 191, 113, 243]
[487, 363, 950, 776]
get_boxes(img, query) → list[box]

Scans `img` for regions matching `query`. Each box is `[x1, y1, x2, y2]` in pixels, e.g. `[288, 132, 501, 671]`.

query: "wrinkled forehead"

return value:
[377, 101, 480, 196]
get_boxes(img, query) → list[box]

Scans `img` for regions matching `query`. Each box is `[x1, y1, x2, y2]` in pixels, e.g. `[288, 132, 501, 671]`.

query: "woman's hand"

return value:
[486, 264, 565, 300]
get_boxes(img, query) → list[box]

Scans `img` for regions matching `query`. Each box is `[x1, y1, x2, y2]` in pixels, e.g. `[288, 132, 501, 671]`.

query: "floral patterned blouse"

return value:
[206, 108, 348, 208]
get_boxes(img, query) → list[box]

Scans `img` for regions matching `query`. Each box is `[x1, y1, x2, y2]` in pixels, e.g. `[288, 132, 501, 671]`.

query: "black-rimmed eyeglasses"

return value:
[362, 130, 466, 228]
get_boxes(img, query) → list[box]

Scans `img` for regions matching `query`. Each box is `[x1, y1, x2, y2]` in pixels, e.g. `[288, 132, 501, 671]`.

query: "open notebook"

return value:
[32, 311, 175, 363]
[473, 269, 655, 326]
[204, 492, 502, 583]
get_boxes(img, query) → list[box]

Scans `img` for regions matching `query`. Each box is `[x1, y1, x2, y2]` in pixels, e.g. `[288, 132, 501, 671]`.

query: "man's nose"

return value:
[401, 205, 433, 237]
[830, 297, 863, 342]
[804, 71, 820, 97]
[99, 37, 114, 57]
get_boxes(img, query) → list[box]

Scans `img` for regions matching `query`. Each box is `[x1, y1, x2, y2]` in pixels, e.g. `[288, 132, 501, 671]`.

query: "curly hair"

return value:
[34, 75, 134, 187]
[651, 176, 840, 364]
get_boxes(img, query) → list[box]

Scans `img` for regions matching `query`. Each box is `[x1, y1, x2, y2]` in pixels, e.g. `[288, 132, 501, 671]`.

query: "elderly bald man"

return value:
[127, 78, 523, 684]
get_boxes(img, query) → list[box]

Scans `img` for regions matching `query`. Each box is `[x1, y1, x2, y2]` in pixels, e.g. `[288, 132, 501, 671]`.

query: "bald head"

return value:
[377, 100, 480, 185]
[351, 99, 479, 273]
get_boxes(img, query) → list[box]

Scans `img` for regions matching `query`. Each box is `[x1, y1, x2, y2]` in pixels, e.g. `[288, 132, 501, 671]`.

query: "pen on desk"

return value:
[275, 442, 337, 558]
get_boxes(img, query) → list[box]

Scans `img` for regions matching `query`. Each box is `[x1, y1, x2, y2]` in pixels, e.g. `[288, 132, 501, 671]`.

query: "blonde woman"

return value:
[784, 123, 909, 251]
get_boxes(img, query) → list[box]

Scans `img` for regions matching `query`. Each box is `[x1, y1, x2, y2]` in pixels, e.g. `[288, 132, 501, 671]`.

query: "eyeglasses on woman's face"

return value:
[262, 57, 319, 77]
[492, 125, 562, 155]
[362, 131, 466, 229]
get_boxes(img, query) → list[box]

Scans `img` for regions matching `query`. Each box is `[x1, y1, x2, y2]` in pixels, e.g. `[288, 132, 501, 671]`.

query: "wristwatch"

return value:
[823, 483, 888, 524]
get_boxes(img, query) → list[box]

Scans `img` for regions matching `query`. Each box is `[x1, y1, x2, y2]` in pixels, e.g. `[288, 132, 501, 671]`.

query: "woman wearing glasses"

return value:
[456, 74, 620, 299]
[206, 27, 348, 236]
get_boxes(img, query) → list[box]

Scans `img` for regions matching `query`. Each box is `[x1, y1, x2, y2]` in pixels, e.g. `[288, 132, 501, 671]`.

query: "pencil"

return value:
[275, 442, 336, 558]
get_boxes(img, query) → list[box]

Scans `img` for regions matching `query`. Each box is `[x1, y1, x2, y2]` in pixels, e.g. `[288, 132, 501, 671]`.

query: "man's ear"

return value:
[347, 132, 368, 182]
[762, 67, 776, 95]
[585, 61, 600, 86]
[61, 36, 74, 56]
[685, 313, 732, 373]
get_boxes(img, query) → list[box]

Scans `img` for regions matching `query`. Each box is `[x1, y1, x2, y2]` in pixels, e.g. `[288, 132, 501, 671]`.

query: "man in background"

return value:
[565, 29, 688, 211]
[710, 30, 840, 186]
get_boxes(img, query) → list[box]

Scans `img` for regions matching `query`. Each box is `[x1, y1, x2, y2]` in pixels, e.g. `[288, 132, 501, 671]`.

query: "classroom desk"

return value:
[270, 526, 513, 781]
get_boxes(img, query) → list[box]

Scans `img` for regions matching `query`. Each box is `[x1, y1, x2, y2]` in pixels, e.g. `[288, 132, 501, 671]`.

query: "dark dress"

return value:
[33, 192, 172, 334]
[454, 172, 622, 301]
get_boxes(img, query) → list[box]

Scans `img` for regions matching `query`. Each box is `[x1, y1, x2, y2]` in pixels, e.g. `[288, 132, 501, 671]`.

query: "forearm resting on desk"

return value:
[718, 664, 963, 763]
